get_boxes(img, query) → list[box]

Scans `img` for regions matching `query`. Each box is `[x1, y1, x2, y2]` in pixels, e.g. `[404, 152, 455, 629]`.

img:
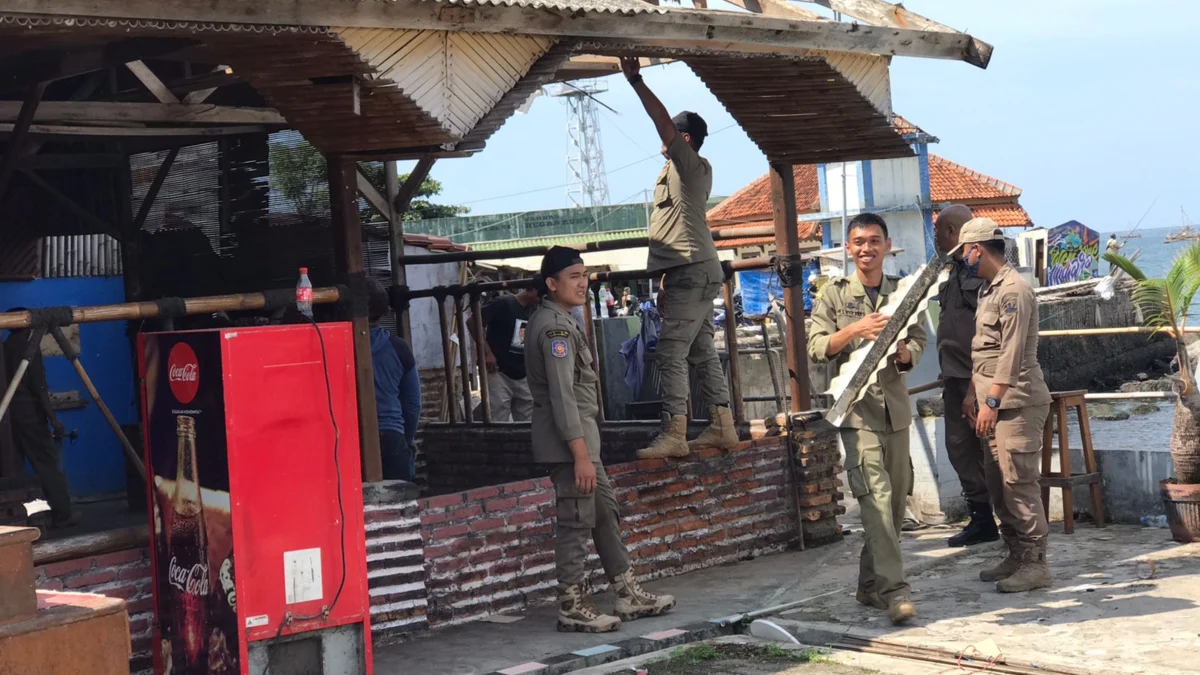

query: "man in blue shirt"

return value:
[367, 279, 422, 481]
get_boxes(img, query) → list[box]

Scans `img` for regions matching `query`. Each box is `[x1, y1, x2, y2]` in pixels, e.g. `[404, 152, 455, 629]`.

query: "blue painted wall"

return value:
[0, 277, 135, 497]
[914, 142, 936, 260]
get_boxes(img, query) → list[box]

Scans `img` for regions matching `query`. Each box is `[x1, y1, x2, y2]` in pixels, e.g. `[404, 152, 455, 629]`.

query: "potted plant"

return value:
[1107, 244, 1200, 542]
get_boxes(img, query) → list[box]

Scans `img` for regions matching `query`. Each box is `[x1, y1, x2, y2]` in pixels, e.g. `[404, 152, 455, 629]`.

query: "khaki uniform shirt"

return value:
[647, 134, 716, 273]
[937, 257, 984, 380]
[525, 298, 602, 464]
[807, 274, 926, 432]
[971, 265, 1051, 410]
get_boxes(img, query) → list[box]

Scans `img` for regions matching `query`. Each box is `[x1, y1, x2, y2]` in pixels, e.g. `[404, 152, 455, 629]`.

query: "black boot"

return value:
[948, 501, 1000, 548]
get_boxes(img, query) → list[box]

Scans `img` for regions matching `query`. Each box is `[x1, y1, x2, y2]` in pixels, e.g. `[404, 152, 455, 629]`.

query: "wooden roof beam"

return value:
[797, 0, 992, 64]
[552, 56, 671, 82]
[0, 0, 990, 67]
[0, 101, 284, 125]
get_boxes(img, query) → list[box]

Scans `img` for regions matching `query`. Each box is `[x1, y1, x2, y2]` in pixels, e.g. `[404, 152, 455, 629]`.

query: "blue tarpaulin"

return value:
[738, 270, 783, 317]
[620, 301, 660, 398]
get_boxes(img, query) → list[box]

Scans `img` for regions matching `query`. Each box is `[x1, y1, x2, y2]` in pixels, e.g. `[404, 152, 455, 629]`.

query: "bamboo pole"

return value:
[470, 295, 492, 423]
[1084, 391, 1177, 400]
[455, 296, 473, 425]
[437, 296, 457, 423]
[1039, 326, 1200, 337]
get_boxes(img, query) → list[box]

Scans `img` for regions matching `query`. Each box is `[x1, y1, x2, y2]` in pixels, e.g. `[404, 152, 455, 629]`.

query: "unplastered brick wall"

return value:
[35, 547, 155, 675]
[418, 435, 796, 627]
[789, 413, 847, 546]
[419, 423, 691, 496]
[362, 481, 429, 644]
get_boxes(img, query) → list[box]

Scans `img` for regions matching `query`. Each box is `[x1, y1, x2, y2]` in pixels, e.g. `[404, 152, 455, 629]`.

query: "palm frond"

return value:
[1172, 242, 1200, 330]
[1104, 252, 1147, 281]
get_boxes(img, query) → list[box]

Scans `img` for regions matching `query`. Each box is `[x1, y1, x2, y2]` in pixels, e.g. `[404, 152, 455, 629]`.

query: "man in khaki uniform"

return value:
[621, 58, 738, 459]
[956, 219, 1053, 593]
[808, 213, 924, 625]
[526, 246, 675, 632]
[934, 205, 1000, 548]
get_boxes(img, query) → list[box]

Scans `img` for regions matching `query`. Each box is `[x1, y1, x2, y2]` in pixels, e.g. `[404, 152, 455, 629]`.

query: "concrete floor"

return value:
[376, 525, 1200, 675]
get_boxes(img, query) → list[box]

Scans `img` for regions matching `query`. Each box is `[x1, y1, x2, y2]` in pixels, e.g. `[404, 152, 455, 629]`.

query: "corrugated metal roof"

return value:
[470, 228, 645, 251]
[428, 0, 666, 15]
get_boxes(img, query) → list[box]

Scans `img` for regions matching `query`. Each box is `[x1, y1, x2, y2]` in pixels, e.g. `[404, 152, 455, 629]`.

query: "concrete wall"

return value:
[0, 277, 136, 497]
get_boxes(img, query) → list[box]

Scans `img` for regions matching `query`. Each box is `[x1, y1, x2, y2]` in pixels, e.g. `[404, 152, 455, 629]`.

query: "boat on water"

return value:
[1122, 232, 1142, 239]
[1165, 226, 1200, 243]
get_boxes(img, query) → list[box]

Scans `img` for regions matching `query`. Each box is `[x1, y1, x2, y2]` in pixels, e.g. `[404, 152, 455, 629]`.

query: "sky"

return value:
[400, 1, 1200, 234]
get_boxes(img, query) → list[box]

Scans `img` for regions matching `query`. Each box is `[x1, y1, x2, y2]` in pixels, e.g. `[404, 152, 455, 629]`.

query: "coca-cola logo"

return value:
[168, 555, 210, 597]
[167, 343, 199, 404]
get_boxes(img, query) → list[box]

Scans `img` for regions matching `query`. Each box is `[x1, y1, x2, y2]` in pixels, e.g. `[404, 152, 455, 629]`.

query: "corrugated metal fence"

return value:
[40, 235, 123, 278]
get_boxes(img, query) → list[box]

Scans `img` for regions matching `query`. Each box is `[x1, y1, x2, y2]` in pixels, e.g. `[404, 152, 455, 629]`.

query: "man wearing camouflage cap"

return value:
[621, 58, 740, 460]
[957, 218, 1053, 593]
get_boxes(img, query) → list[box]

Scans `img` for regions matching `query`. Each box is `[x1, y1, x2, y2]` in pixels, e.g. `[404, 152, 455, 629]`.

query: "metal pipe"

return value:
[722, 278, 744, 424]
[761, 322, 785, 413]
[393, 225, 780, 266]
[0, 326, 44, 422]
[470, 295, 492, 423]
[581, 289, 605, 422]
[907, 379, 943, 396]
[51, 327, 147, 481]
[1039, 326, 1200, 337]
[455, 296, 473, 425]
[1085, 391, 1177, 400]
[437, 296, 457, 423]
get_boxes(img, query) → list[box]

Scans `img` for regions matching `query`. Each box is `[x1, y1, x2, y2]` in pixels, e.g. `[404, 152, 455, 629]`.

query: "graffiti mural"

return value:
[1046, 220, 1100, 286]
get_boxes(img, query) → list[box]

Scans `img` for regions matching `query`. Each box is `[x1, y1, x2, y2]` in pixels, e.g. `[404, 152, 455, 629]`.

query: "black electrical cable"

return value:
[266, 313, 348, 658]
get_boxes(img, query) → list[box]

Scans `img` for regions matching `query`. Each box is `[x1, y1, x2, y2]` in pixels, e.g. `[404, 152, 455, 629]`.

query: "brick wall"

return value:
[417, 435, 796, 627]
[362, 481, 429, 644]
[35, 548, 155, 675]
[790, 413, 847, 546]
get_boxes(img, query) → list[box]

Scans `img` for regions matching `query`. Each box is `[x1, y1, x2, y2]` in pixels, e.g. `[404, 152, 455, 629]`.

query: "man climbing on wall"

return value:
[621, 57, 739, 460]
[934, 205, 1000, 548]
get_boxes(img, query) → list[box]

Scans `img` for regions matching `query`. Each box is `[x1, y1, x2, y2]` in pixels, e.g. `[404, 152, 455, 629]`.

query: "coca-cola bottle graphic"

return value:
[169, 415, 209, 673]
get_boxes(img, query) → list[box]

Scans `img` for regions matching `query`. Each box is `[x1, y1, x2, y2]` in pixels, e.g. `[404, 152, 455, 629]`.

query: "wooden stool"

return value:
[1040, 390, 1105, 534]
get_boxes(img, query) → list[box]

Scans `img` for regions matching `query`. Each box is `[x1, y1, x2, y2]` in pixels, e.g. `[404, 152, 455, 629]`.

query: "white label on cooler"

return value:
[283, 548, 323, 605]
[245, 615, 269, 628]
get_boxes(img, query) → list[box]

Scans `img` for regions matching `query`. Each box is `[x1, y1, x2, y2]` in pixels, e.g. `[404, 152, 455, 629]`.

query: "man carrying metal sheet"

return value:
[957, 218, 1054, 593]
[621, 58, 739, 460]
[807, 214, 923, 625]
[526, 246, 676, 632]
[934, 205, 1000, 548]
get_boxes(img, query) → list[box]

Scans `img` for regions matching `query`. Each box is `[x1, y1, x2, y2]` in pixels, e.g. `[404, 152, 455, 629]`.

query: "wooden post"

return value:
[722, 276, 745, 424]
[769, 161, 811, 412]
[455, 296, 473, 424]
[436, 295, 457, 423]
[328, 155, 383, 482]
[388, 157, 435, 345]
[470, 294, 492, 423]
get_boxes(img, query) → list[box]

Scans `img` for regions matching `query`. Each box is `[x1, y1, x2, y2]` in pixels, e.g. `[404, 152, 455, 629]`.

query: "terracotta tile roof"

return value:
[403, 233, 470, 252]
[928, 154, 1021, 201]
[891, 114, 932, 138]
[707, 164, 820, 226]
[707, 150, 1031, 248]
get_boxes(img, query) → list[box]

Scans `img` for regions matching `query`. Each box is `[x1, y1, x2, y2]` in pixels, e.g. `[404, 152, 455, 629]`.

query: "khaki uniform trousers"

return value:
[551, 462, 631, 586]
[941, 377, 990, 503]
[984, 405, 1051, 542]
[655, 258, 730, 417]
[840, 427, 912, 601]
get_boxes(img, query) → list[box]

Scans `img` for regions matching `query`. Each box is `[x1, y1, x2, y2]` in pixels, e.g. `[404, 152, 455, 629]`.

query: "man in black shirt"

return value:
[3, 315, 79, 527]
[472, 288, 539, 422]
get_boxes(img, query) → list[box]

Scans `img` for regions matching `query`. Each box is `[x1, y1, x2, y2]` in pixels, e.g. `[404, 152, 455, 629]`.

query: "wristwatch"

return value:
[985, 396, 1001, 410]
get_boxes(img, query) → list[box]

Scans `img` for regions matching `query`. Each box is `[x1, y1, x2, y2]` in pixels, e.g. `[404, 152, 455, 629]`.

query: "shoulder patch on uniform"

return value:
[545, 329, 570, 339]
[550, 339, 569, 359]
[1000, 292, 1019, 314]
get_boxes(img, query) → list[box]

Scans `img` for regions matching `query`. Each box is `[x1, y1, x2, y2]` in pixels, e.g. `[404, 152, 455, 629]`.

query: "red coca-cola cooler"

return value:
[138, 323, 372, 675]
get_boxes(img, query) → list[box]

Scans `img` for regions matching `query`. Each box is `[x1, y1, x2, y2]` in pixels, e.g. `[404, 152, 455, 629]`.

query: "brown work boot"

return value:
[855, 588, 887, 610]
[557, 583, 621, 633]
[979, 534, 1020, 582]
[612, 570, 676, 621]
[887, 595, 918, 625]
[996, 539, 1052, 593]
[636, 414, 689, 460]
[688, 405, 740, 452]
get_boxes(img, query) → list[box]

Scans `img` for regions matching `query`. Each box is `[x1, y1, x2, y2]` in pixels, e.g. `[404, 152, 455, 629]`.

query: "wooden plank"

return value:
[384, 159, 411, 343]
[15, 153, 125, 170]
[328, 155, 384, 483]
[356, 168, 391, 218]
[0, 101, 285, 125]
[124, 60, 180, 104]
[0, 0, 990, 67]
[798, 0, 992, 65]
[0, 83, 45, 205]
[0, 123, 271, 138]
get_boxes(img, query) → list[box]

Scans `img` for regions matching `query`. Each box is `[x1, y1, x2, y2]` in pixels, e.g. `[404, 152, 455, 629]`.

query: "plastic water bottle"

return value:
[1139, 515, 1169, 529]
[296, 267, 313, 318]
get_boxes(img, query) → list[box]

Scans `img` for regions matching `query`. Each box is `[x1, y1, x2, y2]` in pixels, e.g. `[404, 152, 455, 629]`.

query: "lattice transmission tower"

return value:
[552, 80, 610, 208]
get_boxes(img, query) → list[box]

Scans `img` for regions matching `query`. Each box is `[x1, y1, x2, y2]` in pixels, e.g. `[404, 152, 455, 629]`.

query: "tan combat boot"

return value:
[855, 588, 887, 610]
[687, 405, 740, 452]
[979, 534, 1020, 582]
[636, 414, 689, 460]
[613, 570, 676, 621]
[557, 583, 621, 633]
[887, 594, 918, 625]
[996, 539, 1052, 593]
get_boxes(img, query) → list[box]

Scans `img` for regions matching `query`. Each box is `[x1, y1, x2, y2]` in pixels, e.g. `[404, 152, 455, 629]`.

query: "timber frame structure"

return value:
[0, 0, 991, 481]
